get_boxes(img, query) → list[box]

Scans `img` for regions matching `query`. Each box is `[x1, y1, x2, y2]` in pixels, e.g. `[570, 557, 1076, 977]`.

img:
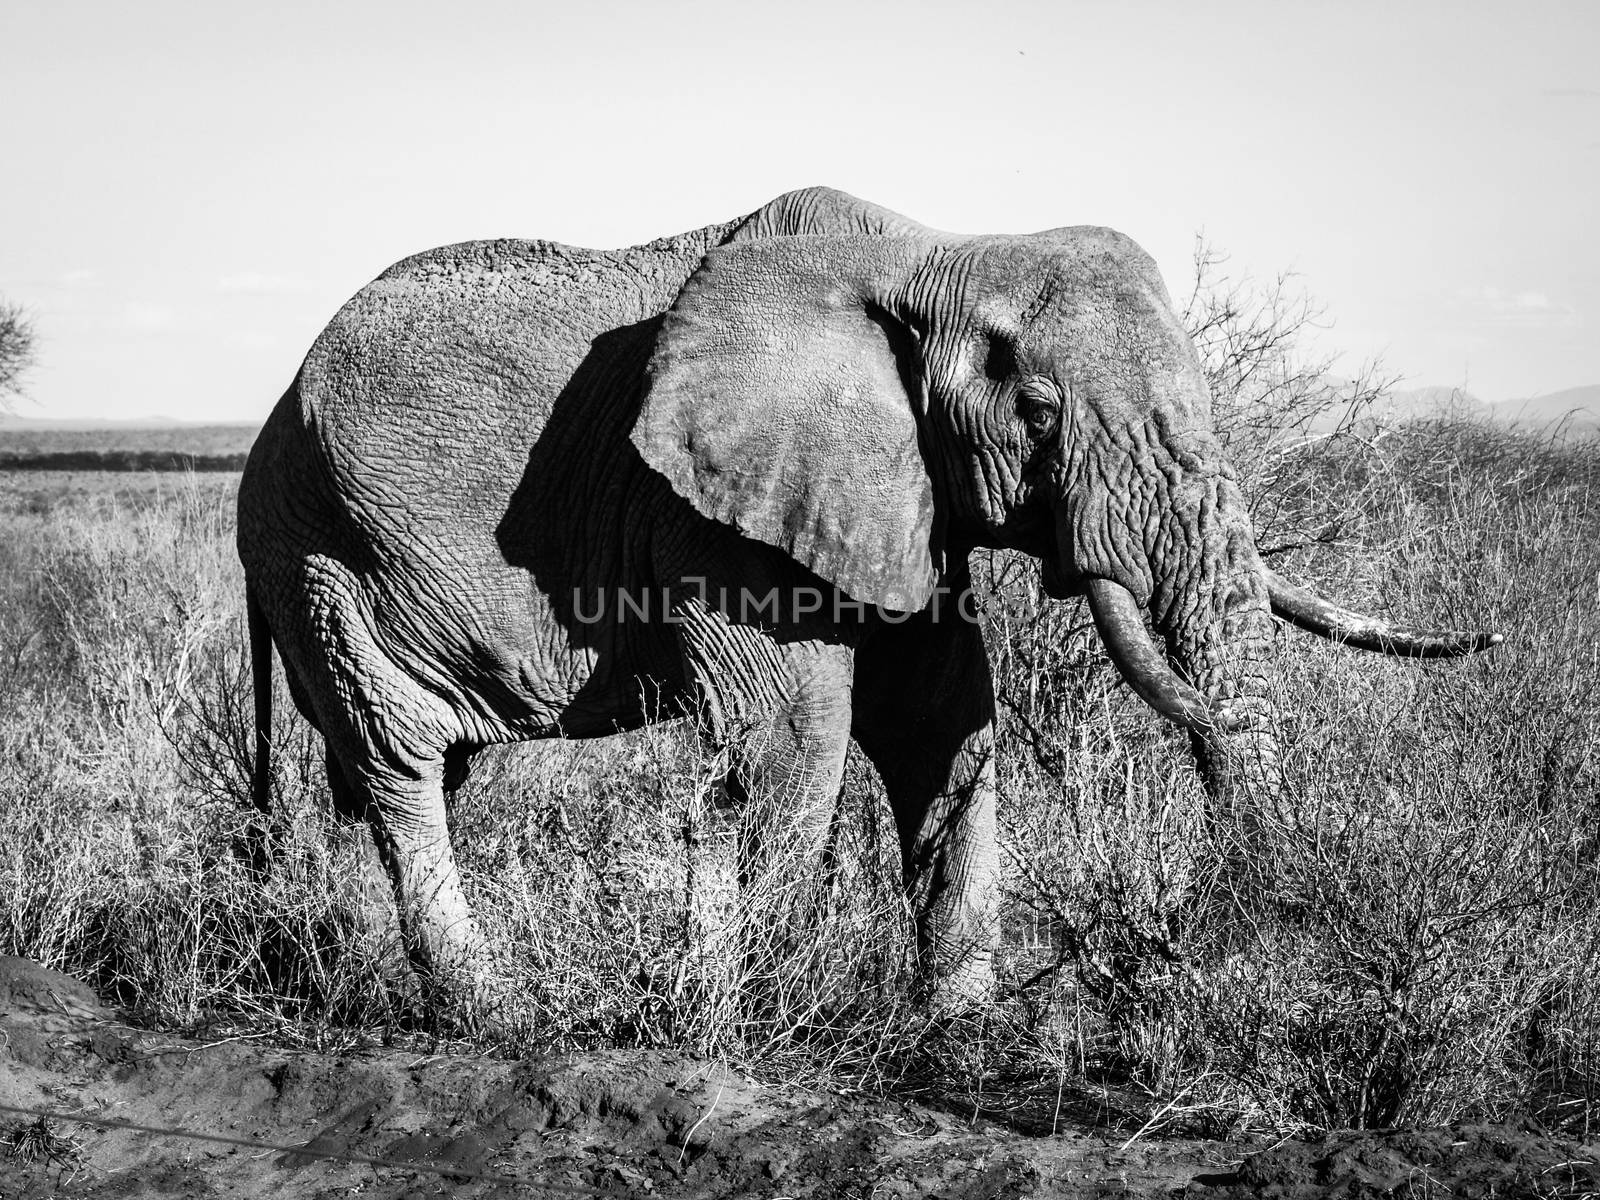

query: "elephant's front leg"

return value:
[851, 608, 999, 1008]
[673, 597, 856, 944]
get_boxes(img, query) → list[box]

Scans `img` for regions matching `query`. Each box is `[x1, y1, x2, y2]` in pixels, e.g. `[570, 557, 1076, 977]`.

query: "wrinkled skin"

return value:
[238, 187, 1495, 1012]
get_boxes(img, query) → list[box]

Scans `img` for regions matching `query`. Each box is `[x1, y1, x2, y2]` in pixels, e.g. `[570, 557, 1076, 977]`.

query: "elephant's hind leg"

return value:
[359, 754, 495, 1005]
[273, 562, 495, 1012]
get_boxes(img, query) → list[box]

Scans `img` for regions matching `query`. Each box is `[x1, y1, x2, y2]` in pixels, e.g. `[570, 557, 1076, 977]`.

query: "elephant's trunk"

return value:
[1062, 501, 1282, 805]
[1062, 449, 1284, 805]
[1145, 473, 1283, 804]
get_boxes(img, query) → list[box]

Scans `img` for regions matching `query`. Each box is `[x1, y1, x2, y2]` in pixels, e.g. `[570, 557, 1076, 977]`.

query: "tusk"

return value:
[1265, 568, 1503, 659]
[1085, 578, 1238, 734]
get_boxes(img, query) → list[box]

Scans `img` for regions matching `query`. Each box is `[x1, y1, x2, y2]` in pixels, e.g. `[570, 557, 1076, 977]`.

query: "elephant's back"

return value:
[294, 230, 722, 544]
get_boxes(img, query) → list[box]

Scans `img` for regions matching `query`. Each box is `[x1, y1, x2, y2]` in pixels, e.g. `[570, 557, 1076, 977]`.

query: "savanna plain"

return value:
[3, 307, 1600, 1197]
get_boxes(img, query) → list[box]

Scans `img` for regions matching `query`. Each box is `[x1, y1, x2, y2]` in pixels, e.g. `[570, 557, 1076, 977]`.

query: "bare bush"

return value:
[1180, 238, 1398, 552]
[0, 299, 36, 403]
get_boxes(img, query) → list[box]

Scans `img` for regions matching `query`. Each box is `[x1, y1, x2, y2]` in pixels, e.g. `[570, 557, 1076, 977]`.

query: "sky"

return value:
[1, 0, 1595, 423]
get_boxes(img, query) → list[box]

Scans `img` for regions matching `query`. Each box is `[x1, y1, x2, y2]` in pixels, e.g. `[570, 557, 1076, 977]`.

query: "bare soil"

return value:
[3, 958, 1596, 1199]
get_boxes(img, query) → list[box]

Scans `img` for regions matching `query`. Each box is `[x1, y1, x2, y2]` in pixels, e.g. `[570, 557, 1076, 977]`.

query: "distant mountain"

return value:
[1308, 385, 1490, 434]
[1370, 386, 1493, 423]
[1497, 385, 1600, 433]
[1309, 383, 1599, 437]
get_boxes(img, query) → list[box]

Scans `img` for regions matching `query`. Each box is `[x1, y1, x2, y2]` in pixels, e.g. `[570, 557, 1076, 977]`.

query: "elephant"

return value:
[237, 186, 1498, 1013]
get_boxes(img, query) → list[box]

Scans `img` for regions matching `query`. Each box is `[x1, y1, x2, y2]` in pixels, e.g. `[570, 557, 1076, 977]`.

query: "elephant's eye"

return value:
[1017, 385, 1060, 441]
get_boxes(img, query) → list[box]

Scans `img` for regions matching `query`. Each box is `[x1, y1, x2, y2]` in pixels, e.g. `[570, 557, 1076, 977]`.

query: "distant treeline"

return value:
[0, 424, 259, 471]
[0, 450, 249, 471]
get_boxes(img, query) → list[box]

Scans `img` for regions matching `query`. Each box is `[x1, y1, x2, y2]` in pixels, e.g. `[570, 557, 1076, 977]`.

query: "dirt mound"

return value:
[1188, 1123, 1600, 1200]
[3, 958, 1597, 1198]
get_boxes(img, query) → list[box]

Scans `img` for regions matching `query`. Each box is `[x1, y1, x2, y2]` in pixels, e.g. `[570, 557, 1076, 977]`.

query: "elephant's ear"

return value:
[633, 235, 940, 611]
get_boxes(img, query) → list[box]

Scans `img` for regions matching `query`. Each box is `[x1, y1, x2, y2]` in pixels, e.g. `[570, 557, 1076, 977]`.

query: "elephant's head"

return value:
[632, 212, 1498, 798]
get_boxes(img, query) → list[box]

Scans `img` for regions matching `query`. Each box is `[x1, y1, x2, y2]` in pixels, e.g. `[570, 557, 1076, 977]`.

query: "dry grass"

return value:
[1, 1115, 84, 1168]
[1, 417, 1597, 1134]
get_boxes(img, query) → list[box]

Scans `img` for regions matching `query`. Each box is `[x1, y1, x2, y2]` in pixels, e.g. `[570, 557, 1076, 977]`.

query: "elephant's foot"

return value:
[922, 951, 998, 1016]
[915, 883, 1002, 1014]
[367, 814, 510, 1029]
[398, 932, 521, 1037]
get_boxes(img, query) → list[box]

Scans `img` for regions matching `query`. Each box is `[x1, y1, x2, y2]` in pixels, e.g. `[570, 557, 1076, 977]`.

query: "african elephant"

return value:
[237, 187, 1497, 1012]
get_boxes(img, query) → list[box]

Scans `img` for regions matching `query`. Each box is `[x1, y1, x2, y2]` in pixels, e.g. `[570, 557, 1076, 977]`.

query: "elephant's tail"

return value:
[246, 580, 273, 818]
